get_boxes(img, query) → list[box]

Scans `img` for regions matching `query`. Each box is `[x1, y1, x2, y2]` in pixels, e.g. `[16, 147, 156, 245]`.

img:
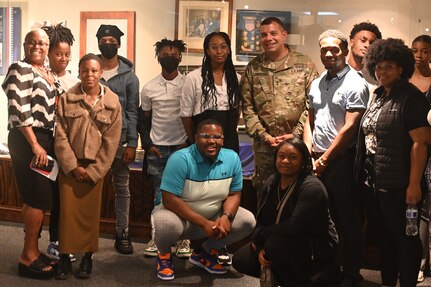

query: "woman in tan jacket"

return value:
[54, 53, 122, 280]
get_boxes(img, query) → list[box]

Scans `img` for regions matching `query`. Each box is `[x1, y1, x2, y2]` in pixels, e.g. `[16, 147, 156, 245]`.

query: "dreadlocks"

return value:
[201, 32, 240, 110]
[41, 23, 75, 52]
[154, 38, 187, 58]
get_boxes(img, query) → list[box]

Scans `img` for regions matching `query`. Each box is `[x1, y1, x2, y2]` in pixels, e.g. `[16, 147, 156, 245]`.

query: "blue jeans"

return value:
[111, 146, 130, 233]
[147, 145, 181, 206]
[147, 145, 181, 240]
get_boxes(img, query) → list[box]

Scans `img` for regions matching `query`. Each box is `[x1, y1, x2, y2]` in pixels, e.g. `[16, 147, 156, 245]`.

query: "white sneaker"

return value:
[47, 241, 60, 259]
[175, 239, 192, 258]
[418, 270, 425, 283]
[144, 239, 158, 257]
[216, 246, 232, 265]
[47, 241, 76, 262]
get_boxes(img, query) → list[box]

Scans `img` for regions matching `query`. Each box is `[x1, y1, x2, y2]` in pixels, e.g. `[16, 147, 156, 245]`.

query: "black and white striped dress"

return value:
[2, 60, 60, 130]
[2, 60, 62, 210]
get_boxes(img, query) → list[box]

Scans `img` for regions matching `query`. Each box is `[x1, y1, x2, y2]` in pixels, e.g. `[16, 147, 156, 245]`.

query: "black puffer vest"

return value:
[355, 80, 423, 190]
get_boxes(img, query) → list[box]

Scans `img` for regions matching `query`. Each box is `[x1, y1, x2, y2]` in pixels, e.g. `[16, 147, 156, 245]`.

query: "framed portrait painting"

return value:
[175, 0, 232, 53]
[236, 10, 291, 56]
[80, 11, 135, 64]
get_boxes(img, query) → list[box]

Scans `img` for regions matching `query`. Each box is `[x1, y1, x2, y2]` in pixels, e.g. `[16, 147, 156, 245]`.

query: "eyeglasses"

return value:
[198, 133, 224, 140]
[208, 44, 229, 51]
[375, 64, 398, 73]
[26, 40, 49, 47]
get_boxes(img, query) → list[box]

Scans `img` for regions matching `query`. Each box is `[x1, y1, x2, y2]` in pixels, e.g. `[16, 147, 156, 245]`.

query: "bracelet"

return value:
[221, 212, 235, 222]
[318, 158, 328, 167]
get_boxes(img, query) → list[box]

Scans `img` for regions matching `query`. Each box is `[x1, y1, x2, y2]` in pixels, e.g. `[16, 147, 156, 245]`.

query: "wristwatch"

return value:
[221, 212, 235, 223]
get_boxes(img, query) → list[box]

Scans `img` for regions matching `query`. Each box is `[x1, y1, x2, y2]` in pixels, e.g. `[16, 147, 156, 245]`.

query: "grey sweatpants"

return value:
[153, 205, 256, 254]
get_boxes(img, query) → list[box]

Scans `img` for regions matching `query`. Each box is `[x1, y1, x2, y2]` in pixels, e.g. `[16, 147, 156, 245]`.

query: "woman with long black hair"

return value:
[181, 31, 241, 153]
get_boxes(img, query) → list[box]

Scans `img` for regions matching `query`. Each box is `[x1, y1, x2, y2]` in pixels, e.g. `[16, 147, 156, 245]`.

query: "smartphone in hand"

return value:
[30, 157, 54, 172]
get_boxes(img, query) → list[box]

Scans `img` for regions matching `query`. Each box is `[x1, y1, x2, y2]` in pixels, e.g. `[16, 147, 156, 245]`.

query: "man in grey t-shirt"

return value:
[304, 29, 369, 287]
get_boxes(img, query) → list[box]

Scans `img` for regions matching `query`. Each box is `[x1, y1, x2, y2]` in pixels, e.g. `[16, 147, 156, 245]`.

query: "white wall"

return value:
[0, 0, 430, 143]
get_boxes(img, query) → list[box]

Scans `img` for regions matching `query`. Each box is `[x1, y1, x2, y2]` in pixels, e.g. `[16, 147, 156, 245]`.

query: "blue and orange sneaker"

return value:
[188, 249, 227, 274]
[157, 252, 174, 280]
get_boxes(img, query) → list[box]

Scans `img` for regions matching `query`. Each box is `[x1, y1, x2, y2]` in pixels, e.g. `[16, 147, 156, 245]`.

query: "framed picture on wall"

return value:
[80, 11, 135, 64]
[175, 0, 232, 53]
[236, 10, 291, 56]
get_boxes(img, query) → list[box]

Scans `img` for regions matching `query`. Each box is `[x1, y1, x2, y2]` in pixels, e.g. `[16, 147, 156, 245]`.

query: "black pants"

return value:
[49, 186, 60, 242]
[372, 188, 422, 286]
[318, 149, 363, 280]
[233, 236, 320, 286]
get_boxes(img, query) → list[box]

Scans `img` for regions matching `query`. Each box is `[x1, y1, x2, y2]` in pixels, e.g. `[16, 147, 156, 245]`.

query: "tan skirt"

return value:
[58, 171, 103, 253]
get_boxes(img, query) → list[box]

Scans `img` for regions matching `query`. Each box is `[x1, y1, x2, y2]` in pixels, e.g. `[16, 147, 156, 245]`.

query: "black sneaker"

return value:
[114, 230, 134, 254]
[216, 246, 232, 266]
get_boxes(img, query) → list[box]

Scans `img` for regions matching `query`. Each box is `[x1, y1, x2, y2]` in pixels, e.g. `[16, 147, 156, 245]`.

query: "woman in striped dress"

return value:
[2, 28, 64, 280]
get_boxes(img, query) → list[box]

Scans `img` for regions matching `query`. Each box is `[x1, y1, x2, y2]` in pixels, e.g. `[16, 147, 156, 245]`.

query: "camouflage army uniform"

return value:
[241, 48, 318, 200]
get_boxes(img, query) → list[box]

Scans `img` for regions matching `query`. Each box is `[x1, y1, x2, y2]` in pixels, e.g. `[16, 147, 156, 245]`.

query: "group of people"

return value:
[3, 14, 431, 287]
[237, 18, 431, 287]
[3, 23, 138, 280]
[190, 14, 220, 38]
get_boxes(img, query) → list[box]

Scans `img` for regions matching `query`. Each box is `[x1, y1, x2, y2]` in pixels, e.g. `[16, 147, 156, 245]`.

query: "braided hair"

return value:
[41, 23, 75, 52]
[154, 38, 187, 58]
[201, 32, 240, 111]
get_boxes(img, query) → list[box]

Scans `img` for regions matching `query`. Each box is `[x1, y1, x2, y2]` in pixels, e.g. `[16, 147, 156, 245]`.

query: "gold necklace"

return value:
[32, 64, 54, 85]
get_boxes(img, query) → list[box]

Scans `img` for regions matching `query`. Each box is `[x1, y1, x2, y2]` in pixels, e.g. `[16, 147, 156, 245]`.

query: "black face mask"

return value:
[99, 43, 118, 59]
[159, 56, 180, 73]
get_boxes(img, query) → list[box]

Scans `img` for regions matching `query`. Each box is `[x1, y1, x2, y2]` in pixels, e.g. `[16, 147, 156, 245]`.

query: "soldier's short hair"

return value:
[261, 17, 285, 31]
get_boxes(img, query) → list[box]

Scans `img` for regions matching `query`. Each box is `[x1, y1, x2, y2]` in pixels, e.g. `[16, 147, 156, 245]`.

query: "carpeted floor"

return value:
[0, 221, 429, 286]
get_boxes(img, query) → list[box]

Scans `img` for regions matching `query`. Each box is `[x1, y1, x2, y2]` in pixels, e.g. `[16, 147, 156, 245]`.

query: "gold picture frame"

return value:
[175, 0, 232, 53]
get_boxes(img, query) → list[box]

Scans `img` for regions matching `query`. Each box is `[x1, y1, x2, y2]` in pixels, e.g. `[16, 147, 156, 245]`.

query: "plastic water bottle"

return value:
[406, 203, 418, 236]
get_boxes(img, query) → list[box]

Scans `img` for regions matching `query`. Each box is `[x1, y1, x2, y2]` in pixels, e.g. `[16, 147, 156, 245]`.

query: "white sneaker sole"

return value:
[143, 251, 158, 257]
[217, 258, 232, 266]
[176, 251, 192, 258]
[417, 271, 425, 283]
[46, 252, 60, 260]
[157, 273, 175, 280]
[188, 257, 227, 275]
[46, 252, 76, 262]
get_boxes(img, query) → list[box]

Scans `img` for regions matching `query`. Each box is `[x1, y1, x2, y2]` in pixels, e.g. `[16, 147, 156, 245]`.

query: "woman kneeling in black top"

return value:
[232, 137, 338, 286]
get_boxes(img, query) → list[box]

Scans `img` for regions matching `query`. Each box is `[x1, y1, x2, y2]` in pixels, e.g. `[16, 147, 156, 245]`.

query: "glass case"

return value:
[0, 0, 429, 143]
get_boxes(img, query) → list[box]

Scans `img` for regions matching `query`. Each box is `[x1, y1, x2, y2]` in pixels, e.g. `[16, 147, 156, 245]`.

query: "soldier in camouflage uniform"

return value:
[241, 16, 318, 201]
